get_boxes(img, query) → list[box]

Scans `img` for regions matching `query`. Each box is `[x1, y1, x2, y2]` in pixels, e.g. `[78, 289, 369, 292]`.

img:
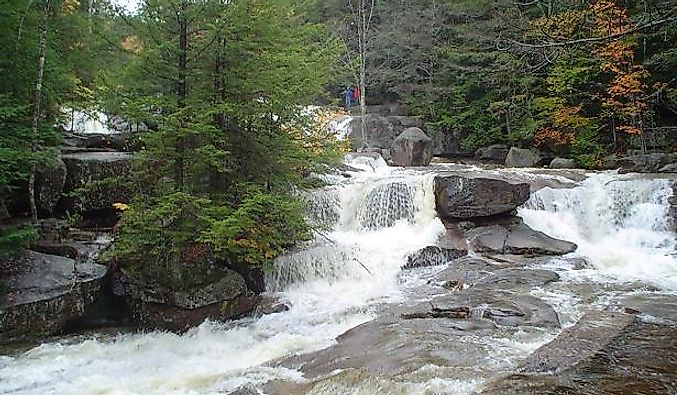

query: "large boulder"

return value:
[549, 157, 577, 169]
[0, 251, 107, 342]
[391, 127, 434, 167]
[35, 157, 67, 214]
[434, 174, 530, 219]
[123, 266, 257, 331]
[505, 147, 542, 168]
[466, 220, 577, 256]
[61, 152, 133, 213]
[475, 144, 510, 162]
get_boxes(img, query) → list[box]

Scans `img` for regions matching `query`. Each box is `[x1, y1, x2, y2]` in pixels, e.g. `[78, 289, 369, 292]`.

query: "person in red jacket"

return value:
[353, 86, 360, 105]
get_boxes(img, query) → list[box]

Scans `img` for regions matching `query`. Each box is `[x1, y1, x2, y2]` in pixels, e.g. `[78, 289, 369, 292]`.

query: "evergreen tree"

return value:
[105, 0, 342, 277]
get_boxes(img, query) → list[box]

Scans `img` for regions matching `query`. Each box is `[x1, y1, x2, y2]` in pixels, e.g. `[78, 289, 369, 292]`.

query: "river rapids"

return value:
[1, 157, 675, 395]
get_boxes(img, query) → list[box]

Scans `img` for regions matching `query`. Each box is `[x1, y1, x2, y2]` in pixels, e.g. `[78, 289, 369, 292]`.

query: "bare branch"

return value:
[504, 14, 677, 49]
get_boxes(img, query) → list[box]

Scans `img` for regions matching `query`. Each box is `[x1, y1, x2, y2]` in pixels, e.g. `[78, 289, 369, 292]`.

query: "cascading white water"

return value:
[4, 164, 674, 395]
[519, 172, 677, 290]
[0, 158, 445, 395]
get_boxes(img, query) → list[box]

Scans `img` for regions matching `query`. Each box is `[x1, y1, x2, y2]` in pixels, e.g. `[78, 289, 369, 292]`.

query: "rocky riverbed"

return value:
[1, 150, 675, 395]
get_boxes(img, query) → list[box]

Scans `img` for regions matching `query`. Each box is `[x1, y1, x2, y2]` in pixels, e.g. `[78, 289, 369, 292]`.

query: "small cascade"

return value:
[61, 108, 118, 135]
[519, 173, 677, 289]
[356, 181, 415, 230]
[302, 187, 341, 229]
[265, 242, 358, 292]
[267, 170, 441, 291]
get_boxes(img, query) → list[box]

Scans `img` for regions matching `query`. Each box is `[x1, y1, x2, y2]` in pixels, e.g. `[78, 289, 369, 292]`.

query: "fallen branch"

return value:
[312, 228, 374, 277]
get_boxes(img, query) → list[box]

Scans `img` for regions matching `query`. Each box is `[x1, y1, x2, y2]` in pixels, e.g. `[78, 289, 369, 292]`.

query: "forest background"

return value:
[0, 0, 675, 273]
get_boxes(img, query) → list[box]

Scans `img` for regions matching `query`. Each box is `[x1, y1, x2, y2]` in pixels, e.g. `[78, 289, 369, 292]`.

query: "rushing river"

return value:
[1, 158, 675, 395]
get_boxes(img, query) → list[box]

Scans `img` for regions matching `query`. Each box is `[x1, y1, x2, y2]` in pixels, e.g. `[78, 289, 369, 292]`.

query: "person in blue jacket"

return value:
[342, 87, 354, 111]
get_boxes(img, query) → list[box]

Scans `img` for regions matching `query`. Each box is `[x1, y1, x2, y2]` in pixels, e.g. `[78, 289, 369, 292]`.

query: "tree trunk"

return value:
[29, 0, 50, 223]
[357, 0, 372, 151]
[175, 2, 188, 191]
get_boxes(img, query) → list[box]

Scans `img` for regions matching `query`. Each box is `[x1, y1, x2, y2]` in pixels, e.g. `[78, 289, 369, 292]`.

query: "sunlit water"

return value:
[1, 163, 675, 395]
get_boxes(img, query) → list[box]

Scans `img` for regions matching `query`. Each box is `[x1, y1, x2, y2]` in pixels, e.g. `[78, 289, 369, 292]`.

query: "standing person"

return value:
[342, 87, 354, 112]
[353, 86, 360, 105]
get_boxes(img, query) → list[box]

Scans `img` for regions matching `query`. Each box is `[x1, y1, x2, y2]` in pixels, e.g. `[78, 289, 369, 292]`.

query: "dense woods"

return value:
[319, 0, 676, 162]
[1, 0, 675, 265]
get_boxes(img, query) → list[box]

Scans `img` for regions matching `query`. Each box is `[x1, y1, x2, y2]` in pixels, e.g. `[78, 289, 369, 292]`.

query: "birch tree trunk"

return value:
[29, 0, 50, 223]
[353, 0, 374, 151]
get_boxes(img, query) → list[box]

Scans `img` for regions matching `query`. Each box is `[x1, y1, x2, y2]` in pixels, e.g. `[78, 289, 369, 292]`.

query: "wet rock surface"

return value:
[432, 256, 498, 288]
[276, 254, 564, 390]
[479, 309, 677, 395]
[402, 245, 467, 269]
[253, 295, 290, 316]
[0, 251, 107, 342]
[123, 266, 257, 331]
[434, 174, 530, 219]
[281, 308, 501, 380]
[403, 291, 560, 329]
[467, 220, 578, 256]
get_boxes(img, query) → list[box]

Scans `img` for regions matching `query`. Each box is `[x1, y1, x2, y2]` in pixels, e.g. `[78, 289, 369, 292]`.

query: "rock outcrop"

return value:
[549, 157, 577, 169]
[0, 251, 107, 342]
[434, 174, 530, 219]
[35, 157, 67, 214]
[348, 114, 423, 151]
[475, 144, 510, 163]
[61, 151, 133, 212]
[123, 265, 257, 331]
[403, 290, 560, 329]
[403, 245, 467, 269]
[467, 220, 577, 256]
[433, 260, 559, 291]
[390, 127, 434, 167]
[480, 309, 677, 395]
[616, 152, 677, 173]
[505, 147, 542, 168]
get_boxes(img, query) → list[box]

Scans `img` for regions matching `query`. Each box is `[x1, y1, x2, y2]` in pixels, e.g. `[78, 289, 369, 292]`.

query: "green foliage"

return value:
[108, 189, 310, 280]
[310, 0, 675, 161]
[0, 225, 37, 257]
[103, 0, 341, 274]
[200, 189, 310, 267]
[105, 192, 212, 269]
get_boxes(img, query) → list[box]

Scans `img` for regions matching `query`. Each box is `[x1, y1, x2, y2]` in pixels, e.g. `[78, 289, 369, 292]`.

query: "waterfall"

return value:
[0, 158, 445, 395]
[519, 173, 677, 289]
[267, 169, 442, 292]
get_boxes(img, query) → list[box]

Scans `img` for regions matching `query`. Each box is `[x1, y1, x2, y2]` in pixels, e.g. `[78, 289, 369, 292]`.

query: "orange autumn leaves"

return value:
[534, 105, 581, 153]
[593, 0, 648, 136]
[531, 0, 650, 154]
